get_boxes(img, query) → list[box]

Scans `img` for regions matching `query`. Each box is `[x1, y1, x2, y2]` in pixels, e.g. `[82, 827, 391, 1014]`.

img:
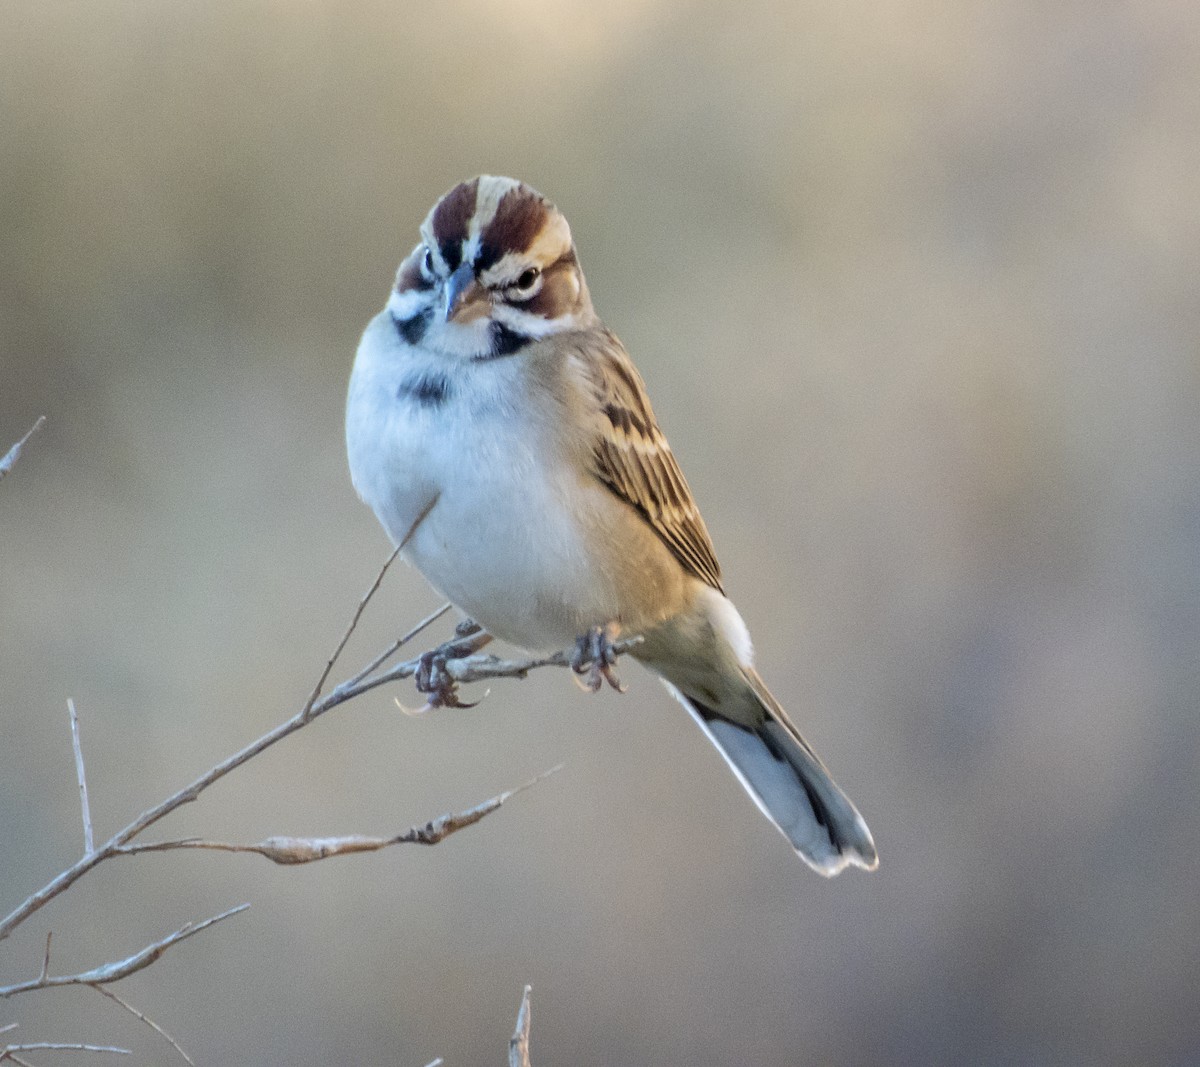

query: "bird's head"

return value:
[387, 176, 595, 362]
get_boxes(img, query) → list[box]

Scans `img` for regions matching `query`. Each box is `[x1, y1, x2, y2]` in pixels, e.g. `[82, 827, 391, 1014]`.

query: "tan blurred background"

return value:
[2, 1, 1199, 1063]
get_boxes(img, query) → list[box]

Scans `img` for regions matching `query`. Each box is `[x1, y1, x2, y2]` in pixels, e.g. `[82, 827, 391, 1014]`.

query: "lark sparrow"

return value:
[346, 176, 877, 875]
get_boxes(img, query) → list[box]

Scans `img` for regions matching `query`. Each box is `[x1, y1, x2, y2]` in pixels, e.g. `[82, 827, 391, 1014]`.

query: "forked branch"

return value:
[0, 905, 249, 999]
[1, 552, 636, 944]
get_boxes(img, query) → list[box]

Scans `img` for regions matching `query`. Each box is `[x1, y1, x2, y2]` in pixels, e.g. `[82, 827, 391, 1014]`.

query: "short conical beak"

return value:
[444, 263, 487, 323]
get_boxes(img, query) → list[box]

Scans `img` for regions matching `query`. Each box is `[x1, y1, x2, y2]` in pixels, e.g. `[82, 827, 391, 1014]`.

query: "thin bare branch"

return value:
[301, 545, 402, 720]
[508, 985, 532, 1067]
[0, 1043, 129, 1057]
[109, 767, 560, 864]
[0, 905, 249, 999]
[38, 933, 51, 983]
[66, 700, 94, 856]
[0, 416, 46, 482]
[90, 985, 194, 1066]
[423, 1059, 445, 1067]
[0, 1026, 16, 1038]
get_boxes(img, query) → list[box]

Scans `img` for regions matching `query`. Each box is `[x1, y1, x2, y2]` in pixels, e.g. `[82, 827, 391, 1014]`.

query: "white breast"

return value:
[346, 312, 623, 650]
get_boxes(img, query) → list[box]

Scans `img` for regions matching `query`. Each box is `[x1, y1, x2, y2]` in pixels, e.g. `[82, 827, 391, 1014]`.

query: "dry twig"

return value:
[301, 544, 402, 720]
[0, 905, 249, 999]
[66, 700, 93, 856]
[0, 1040, 129, 1061]
[108, 767, 560, 864]
[0, 417, 45, 482]
[90, 985, 194, 1066]
[509, 985, 533, 1067]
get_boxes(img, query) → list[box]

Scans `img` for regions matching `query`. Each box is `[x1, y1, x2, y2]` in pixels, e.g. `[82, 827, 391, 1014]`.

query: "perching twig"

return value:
[66, 700, 94, 856]
[508, 985, 533, 1067]
[90, 985, 195, 1066]
[320, 636, 644, 711]
[0, 416, 45, 482]
[0, 905, 249, 999]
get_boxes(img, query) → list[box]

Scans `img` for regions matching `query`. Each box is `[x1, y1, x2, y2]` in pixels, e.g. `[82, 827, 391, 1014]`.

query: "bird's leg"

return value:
[571, 621, 627, 694]
[414, 627, 494, 709]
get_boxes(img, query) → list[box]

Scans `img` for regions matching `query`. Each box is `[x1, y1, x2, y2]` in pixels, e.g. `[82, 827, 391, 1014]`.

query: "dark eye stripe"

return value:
[524, 258, 577, 318]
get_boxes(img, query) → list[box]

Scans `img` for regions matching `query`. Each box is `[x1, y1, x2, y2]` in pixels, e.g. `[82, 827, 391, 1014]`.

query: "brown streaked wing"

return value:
[583, 333, 723, 592]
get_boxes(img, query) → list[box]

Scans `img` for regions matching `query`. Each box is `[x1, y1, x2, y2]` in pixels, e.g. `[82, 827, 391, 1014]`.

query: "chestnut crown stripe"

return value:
[475, 184, 553, 271]
[428, 177, 479, 271]
[427, 177, 558, 273]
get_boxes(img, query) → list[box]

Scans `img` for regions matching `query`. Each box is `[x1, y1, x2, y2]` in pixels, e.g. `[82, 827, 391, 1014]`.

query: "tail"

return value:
[662, 668, 877, 876]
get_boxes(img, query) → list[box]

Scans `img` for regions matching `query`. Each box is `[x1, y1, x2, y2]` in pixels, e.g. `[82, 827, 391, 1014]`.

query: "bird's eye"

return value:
[515, 267, 540, 291]
[422, 246, 435, 275]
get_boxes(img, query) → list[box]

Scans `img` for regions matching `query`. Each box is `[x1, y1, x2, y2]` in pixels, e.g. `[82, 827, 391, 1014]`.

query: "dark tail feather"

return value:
[663, 671, 877, 876]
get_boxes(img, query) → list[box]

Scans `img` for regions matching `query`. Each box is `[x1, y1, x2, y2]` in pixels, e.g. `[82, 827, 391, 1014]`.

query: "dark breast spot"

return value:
[397, 370, 453, 407]
[393, 309, 433, 345]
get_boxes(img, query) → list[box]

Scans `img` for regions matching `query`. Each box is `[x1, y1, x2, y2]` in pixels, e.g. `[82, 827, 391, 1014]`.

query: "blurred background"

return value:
[2, 1, 1198, 1063]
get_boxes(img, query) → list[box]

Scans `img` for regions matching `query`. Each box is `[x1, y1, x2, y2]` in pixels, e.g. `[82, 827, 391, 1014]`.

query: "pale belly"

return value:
[402, 466, 627, 651]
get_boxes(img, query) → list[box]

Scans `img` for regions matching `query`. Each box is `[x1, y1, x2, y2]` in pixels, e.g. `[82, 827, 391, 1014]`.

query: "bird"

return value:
[346, 175, 877, 876]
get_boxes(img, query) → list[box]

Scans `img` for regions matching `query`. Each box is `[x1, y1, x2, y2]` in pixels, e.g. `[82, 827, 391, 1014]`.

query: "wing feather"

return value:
[577, 332, 723, 592]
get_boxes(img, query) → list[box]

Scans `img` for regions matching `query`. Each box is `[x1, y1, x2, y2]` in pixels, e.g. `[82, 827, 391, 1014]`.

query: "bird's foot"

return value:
[413, 629, 493, 709]
[570, 623, 627, 694]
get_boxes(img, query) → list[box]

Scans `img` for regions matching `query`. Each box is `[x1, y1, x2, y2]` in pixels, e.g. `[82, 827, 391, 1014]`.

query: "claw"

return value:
[410, 629, 493, 710]
[414, 649, 472, 709]
[570, 623, 627, 694]
[395, 696, 434, 716]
